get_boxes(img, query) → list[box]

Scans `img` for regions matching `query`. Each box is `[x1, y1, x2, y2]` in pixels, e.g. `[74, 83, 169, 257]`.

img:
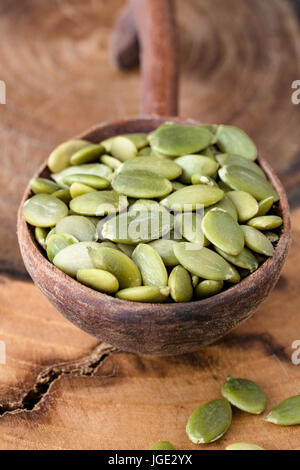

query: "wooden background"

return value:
[0, 0, 300, 449]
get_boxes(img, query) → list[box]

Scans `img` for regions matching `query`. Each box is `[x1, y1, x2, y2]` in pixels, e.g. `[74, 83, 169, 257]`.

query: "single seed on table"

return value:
[52, 163, 112, 188]
[161, 185, 224, 211]
[247, 215, 283, 230]
[207, 194, 238, 222]
[48, 140, 90, 173]
[256, 196, 275, 216]
[227, 191, 258, 222]
[112, 169, 173, 199]
[70, 182, 96, 198]
[23, 194, 69, 227]
[76, 268, 119, 293]
[111, 136, 138, 161]
[195, 280, 223, 299]
[174, 212, 207, 246]
[175, 154, 218, 183]
[226, 443, 265, 450]
[102, 208, 174, 244]
[219, 165, 279, 202]
[264, 395, 300, 426]
[216, 153, 265, 178]
[191, 174, 218, 187]
[148, 123, 213, 157]
[46, 233, 78, 262]
[35, 227, 48, 249]
[241, 225, 274, 256]
[100, 154, 122, 170]
[62, 174, 110, 189]
[150, 441, 176, 450]
[52, 188, 72, 203]
[149, 239, 180, 266]
[132, 244, 168, 287]
[173, 243, 240, 282]
[70, 143, 105, 165]
[118, 156, 182, 180]
[186, 399, 232, 444]
[202, 208, 244, 256]
[215, 247, 258, 272]
[53, 241, 99, 277]
[221, 376, 266, 414]
[88, 246, 142, 289]
[116, 286, 170, 303]
[168, 265, 193, 302]
[30, 177, 60, 195]
[70, 190, 127, 216]
[216, 125, 257, 160]
[55, 215, 98, 242]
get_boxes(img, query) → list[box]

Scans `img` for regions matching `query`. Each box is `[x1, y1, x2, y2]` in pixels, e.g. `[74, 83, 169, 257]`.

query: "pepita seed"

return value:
[174, 212, 206, 246]
[63, 174, 110, 189]
[100, 154, 122, 170]
[132, 244, 168, 287]
[77, 268, 119, 293]
[23, 194, 69, 227]
[222, 376, 266, 414]
[208, 194, 238, 222]
[216, 125, 257, 161]
[70, 182, 96, 198]
[52, 163, 112, 188]
[216, 153, 265, 178]
[186, 399, 232, 444]
[70, 143, 104, 165]
[247, 215, 283, 230]
[264, 395, 300, 426]
[53, 241, 99, 277]
[70, 190, 127, 216]
[30, 177, 60, 195]
[191, 174, 218, 187]
[116, 286, 169, 303]
[111, 136, 137, 161]
[202, 208, 244, 256]
[215, 247, 258, 272]
[118, 156, 182, 180]
[55, 215, 98, 242]
[149, 239, 180, 266]
[35, 227, 48, 249]
[226, 191, 258, 222]
[47, 233, 78, 262]
[195, 280, 223, 299]
[52, 188, 72, 203]
[175, 154, 218, 183]
[256, 196, 275, 216]
[168, 265, 193, 302]
[241, 225, 274, 256]
[112, 169, 173, 199]
[48, 140, 90, 173]
[161, 185, 224, 211]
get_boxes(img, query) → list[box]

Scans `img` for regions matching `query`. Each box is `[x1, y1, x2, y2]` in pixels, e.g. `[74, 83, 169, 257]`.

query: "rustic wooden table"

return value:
[0, 0, 300, 450]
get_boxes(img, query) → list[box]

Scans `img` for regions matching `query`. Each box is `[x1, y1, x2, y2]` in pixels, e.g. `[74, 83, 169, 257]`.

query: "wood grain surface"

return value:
[0, 0, 300, 449]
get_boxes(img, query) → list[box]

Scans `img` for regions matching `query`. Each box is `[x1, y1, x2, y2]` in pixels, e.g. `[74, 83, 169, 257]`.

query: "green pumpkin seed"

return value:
[118, 156, 182, 180]
[173, 243, 240, 282]
[102, 208, 173, 244]
[241, 225, 274, 256]
[52, 188, 72, 203]
[216, 153, 265, 178]
[191, 275, 199, 287]
[35, 227, 48, 249]
[191, 174, 218, 187]
[46, 233, 78, 262]
[112, 169, 172, 199]
[48, 140, 90, 173]
[215, 247, 258, 272]
[227, 191, 258, 222]
[175, 155, 218, 183]
[100, 154, 122, 170]
[264, 231, 279, 243]
[123, 133, 148, 149]
[55, 215, 98, 242]
[70, 143, 104, 165]
[208, 194, 238, 222]
[132, 244, 168, 287]
[53, 241, 99, 276]
[161, 185, 224, 211]
[116, 286, 169, 303]
[222, 376, 266, 414]
[202, 208, 244, 255]
[264, 395, 300, 426]
[76, 268, 119, 293]
[168, 265, 193, 302]
[149, 239, 180, 266]
[174, 212, 206, 246]
[172, 181, 186, 191]
[70, 182, 96, 198]
[23, 194, 69, 227]
[111, 136, 138, 161]
[70, 190, 127, 216]
[52, 163, 112, 188]
[63, 174, 110, 189]
[30, 177, 60, 195]
[138, 146, 152, 156]
[216, 125, 257, 160]
[226, 443, 265, 450]
[256, 196, 274, 216]
[200, 145, 218, 157]
[247, 215, 283, 230]
[117, 243, 135, 257]
[128, 199, 161, 213]
[100, 136, 115, 153]
[150, 441, 176, 450]
[195, 280, 223, 299]
[219, 165, 279, 202]
[186, 399, 232, 444]
[45, 227, 56, 244]
[149, 123, 213, 157]
[88, 246, 141, 289]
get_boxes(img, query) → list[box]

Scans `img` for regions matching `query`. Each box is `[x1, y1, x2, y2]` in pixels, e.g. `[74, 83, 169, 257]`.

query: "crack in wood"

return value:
[0, 343, 116, 417]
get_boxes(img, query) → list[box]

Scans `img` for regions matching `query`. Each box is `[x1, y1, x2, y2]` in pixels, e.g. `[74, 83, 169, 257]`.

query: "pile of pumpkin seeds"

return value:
[150, 376, 300, 450]
[23, 122, 283, 303]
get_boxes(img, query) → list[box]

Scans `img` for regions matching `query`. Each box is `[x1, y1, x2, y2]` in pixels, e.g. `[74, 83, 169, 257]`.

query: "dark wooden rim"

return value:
[17, 116, 291, 321]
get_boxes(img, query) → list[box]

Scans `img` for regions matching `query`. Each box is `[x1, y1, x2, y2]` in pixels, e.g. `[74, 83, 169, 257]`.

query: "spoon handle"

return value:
[130, 0, 179, 116]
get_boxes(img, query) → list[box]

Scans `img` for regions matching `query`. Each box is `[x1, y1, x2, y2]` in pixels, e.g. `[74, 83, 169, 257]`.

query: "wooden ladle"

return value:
[17, 0, 290, 355]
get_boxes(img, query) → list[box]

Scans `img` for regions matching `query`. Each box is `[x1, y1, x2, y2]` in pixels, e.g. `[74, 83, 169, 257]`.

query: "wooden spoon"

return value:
[17, 0, 290, 355]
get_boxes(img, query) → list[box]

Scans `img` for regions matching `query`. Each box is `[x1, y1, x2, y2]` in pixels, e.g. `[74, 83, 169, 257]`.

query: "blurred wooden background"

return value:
[0, 0, 300, 449]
